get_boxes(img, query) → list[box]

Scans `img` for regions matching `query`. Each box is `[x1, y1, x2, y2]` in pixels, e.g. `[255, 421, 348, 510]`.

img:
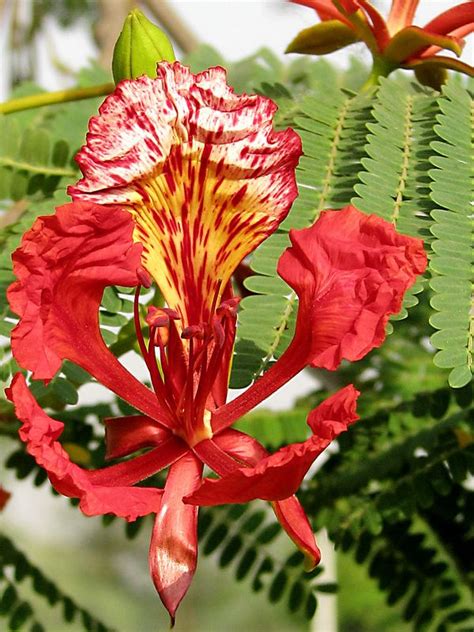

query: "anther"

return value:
[212, 316, 225, 347]
[136, 266, 152, 288]
[216, 297, 240, 318]
[181, 324, 206, 340]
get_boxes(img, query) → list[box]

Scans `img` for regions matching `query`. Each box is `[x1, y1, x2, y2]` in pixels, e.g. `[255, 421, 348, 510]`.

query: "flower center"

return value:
[133, 284, 238, 446]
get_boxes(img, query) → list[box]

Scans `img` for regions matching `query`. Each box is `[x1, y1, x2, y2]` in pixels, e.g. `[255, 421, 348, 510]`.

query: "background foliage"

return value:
[0, 15, 473, 632]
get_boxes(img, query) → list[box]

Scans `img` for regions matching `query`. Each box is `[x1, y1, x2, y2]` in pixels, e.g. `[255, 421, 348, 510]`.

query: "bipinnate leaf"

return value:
[428, 80, 473, 388]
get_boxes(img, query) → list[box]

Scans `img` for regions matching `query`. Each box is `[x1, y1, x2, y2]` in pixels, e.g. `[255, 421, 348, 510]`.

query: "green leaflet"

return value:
[429, 81, 473, 388]
[198, 502, 327, 621]
[230, 89, 374, 388]
[0, 118, 75, 201]
[0, 535, 113, 632]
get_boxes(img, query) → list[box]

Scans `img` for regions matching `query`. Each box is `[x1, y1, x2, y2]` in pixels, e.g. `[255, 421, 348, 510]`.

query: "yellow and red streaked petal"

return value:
[6, 374, 167, 521]
[187, 386, 359, 505]
[69, 62, 301, 328]
[149, 452, 202, 625]
[7, 201, 172, 427]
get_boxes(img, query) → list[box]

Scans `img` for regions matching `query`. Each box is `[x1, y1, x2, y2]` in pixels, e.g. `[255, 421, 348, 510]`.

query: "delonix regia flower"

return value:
[6, 62, 427, 622]
[287, 0, 474, 88]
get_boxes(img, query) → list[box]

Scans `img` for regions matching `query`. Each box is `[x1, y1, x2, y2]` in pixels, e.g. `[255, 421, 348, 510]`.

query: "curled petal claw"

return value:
[212, 205, 426, 431]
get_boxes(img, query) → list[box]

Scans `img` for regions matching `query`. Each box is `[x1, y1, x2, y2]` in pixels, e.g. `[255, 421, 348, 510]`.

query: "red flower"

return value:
[0, 486, 11, 511]
[6, 62, 426, 621]
[287, 0, 474, 89]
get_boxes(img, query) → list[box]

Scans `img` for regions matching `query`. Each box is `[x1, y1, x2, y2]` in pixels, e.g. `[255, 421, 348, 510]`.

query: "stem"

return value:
[360, 56, 395, 94]
[0, 83, 114, 115]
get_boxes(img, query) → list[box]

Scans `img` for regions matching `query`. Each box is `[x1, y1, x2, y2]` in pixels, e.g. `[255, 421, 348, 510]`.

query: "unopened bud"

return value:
[112, 9, 175, 84]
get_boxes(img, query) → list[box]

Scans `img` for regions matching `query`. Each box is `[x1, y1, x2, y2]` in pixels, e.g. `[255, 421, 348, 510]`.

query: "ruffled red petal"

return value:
[69, 62, 301, 329]
[187, 385, 359, 505]
[278, 206, 427, 370]
[6, 374, 167, 521]
[8, 201, 171, 426]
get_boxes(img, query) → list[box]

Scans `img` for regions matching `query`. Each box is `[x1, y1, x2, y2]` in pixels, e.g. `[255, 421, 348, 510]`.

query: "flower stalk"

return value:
[0, 83, 114, 115]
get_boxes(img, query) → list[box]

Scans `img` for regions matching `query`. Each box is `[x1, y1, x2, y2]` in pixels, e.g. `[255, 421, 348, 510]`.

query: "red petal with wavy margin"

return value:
[278, 206, 427, 371]
[6, 374, 166, 521]
[69, 62, 301, 329]
[8, 201, 171, 427]
[188, 386, 359, 505]
[149, 452, 202, 624]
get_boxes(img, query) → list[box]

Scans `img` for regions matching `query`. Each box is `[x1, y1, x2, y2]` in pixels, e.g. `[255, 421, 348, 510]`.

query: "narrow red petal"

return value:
[356, 0, 390, 49]
[290, 0, 354, 26]
[149, 453, 202, 624]
[6, 374, 164, 521]
[8, 201, 172, 427]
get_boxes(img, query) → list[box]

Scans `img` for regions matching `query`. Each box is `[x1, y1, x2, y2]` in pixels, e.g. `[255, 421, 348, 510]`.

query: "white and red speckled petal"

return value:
[69, 62, 301, 328]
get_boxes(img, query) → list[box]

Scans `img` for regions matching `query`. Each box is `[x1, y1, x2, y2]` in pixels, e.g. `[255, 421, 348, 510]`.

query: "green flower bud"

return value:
[112, 9, 176, 84]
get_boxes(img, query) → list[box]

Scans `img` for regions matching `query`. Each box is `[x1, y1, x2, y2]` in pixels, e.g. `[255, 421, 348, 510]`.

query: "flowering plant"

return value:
[0, 5, 472, 631]
[6, 62, 425, 621]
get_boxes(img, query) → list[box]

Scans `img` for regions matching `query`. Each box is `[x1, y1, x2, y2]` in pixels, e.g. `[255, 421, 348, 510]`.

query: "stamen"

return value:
[193, 316, 229, 420]
[134, 287, 176, 419]
[209, 279, 223, 319]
